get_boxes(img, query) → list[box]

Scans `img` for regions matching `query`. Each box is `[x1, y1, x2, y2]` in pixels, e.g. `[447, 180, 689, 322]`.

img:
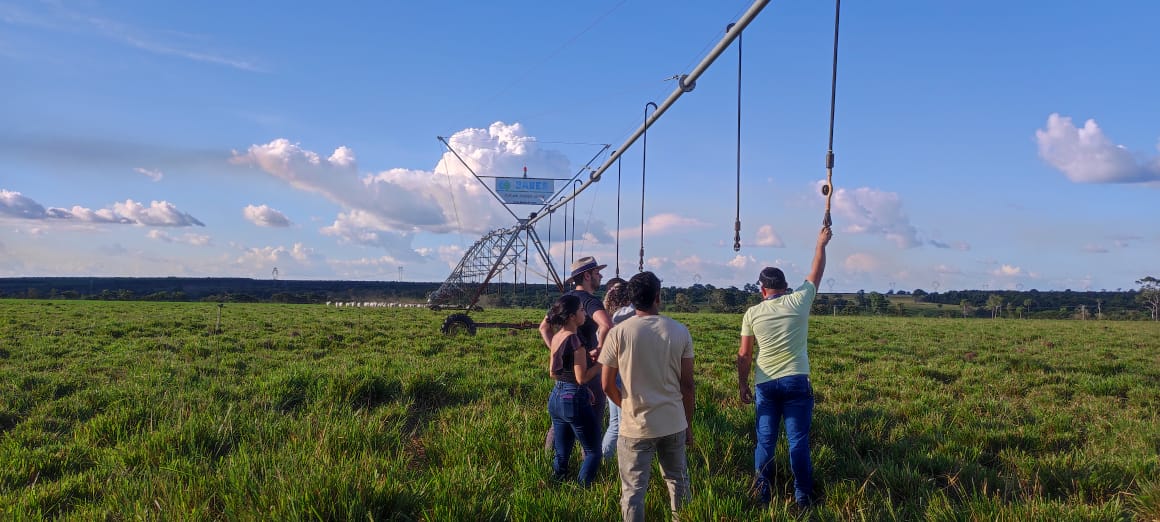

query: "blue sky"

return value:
[2, 0, 1157, 292]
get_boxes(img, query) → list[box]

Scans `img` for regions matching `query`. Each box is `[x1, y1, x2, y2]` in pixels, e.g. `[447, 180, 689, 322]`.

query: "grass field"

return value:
[1, 300, 1157, 520]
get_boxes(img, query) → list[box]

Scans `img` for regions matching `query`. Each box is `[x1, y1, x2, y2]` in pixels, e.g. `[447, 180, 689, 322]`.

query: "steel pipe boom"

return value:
[526, 0, 770, 229]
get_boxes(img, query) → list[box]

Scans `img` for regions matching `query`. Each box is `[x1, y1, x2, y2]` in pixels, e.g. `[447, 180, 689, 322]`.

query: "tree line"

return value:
[2, 276, 1156, 320]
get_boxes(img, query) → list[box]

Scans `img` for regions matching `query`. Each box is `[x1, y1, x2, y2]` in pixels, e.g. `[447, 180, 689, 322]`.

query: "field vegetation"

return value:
[1, 300, 1157, 520]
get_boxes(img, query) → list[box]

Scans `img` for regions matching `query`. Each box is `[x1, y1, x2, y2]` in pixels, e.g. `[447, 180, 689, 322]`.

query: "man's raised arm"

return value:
[806, 227, 833, 288]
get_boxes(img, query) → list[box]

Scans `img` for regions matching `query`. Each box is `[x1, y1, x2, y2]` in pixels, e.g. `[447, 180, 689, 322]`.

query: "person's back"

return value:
[742, 280, 816, 383]
[601, 271, 694, 522]
[737, 226, 831, 508]
[605, 315, 690, 439]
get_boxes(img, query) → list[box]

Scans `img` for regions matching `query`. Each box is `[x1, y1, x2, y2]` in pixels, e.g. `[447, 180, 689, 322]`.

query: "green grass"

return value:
[0, 300, 1157, 520]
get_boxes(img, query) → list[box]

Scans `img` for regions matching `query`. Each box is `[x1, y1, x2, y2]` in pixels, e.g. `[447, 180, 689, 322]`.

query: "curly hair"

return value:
[603, 280, 631, 312]
[546, 294, 582, 327]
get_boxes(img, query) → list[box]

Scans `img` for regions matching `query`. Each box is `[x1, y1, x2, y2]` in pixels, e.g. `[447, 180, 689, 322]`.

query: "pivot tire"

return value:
[441, 313, 477, 336]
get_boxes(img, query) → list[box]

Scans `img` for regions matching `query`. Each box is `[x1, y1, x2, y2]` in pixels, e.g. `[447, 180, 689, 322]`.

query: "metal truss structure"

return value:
[427, 219, 560, 310]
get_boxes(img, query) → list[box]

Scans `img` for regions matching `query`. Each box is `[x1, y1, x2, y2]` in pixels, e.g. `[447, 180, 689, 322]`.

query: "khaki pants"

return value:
[617, 431, 690, 521]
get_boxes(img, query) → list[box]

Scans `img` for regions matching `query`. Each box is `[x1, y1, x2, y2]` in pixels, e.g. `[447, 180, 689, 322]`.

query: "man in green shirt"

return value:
[737, 226, 831, 507]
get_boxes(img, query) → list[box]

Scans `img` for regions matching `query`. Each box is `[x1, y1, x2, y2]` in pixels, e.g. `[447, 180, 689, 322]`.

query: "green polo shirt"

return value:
[741, 280, 817, 384]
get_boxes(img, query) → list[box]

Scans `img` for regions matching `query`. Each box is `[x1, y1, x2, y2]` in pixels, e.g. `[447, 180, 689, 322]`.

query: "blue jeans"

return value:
[754, 374, 814, 505]
[601, 375, 623, 459]
[548, 381, 602, 486]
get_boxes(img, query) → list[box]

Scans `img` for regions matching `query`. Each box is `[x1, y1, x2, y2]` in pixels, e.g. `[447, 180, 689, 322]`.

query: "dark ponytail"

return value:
[547, 294, 581, 327]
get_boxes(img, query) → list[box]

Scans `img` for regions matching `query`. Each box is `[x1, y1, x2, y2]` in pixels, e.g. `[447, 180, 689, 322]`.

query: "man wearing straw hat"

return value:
[540, 256, 615, 441]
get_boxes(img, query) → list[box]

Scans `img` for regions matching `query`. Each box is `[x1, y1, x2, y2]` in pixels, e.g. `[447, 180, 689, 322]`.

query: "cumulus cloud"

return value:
[992, 264, 1023, 277]
[109, 200, 204, 226]
[235, 242, 321, 269]
[844, 253, 880, 273]
[1036, 113, 1160, 184]
[243, 204, 291, 227]
[727, 254, 756, 269]
[0, 190, 47, 218]
[754, 225, 785, 247]
[134, 167, 163, 181]
[827, 185, 921, 248]
[0, 190, 203, 227]
[230, 123, 578, 257]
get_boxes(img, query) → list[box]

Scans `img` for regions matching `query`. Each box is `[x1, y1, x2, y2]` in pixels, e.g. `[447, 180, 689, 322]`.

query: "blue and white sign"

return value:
[495, 177, 554, 205]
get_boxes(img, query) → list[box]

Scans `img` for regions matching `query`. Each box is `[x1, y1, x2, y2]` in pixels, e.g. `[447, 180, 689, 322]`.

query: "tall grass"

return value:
[0, 300, 1156, 520]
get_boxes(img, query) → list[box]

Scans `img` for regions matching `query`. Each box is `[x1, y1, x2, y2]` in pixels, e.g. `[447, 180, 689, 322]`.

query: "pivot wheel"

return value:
[440, 313, 477, 336]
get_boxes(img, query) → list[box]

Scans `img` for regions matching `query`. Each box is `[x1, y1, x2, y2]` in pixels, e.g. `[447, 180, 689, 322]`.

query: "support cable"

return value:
[615, 153, 622, 278]
[822, 0, 842, 229]
[730, 22, 743, 252]
[640, 102, 657, 273]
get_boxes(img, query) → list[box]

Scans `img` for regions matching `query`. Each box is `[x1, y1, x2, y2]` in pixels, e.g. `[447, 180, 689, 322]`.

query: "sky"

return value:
[2, 0, 1158, 293]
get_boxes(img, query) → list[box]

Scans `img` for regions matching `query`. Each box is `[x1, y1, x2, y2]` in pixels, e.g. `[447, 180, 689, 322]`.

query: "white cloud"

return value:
[0, 190, 47, 218]
[1082, 244, 1109, 253]
[234, 242, 321, 271]
[642, 213, 709, 235]
[146, 230, 211, 246]
[827, 185, 921, 248]
[992, 264, 1023, 277]
[1035, 113, 1160, 184]
[1, 191, 203, 227]
[109, 200, 204, 227]
[754, 224, 785, 247]
[134, 167, 163, 181]
[844, 253, 880, 273]
[243, 204, 291, 227]
[230, 123, 578, 260]
[727, 254, 756, 269]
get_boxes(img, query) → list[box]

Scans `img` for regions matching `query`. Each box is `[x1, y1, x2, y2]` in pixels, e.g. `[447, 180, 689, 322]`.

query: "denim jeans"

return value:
[754, 373, 814, 505]
[548, 381, 602, 486]
[601, 375, 624, 459]
[618, 431, 689, 522]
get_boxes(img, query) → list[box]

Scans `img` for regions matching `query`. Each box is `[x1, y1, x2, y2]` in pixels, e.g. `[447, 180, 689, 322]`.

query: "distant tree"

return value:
[912, 289, 927, 303]
[985, 294, 1004, 319]
[960, 299, 972, 318]
[671, 293, 697, 313]
[868, 292, 888, 315]
[708, 288, 731, 313]
[1137, 277, 1159, 321]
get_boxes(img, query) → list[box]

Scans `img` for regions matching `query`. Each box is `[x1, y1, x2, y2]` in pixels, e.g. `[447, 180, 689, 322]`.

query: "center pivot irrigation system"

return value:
[427, 0, 843, 335]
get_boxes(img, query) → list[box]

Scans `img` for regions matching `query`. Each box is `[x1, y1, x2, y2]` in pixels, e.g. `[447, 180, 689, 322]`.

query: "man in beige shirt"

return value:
[600, 271, 695, 522]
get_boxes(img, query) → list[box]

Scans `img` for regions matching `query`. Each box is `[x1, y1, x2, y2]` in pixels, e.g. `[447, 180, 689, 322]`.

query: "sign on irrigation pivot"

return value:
[495, 177, 554, 205]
